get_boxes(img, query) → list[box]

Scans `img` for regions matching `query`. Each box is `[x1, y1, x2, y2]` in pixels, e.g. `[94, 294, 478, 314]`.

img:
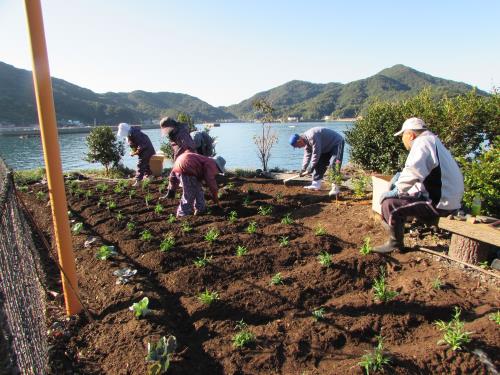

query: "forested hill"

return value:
[0, 61, 485, 126]
[0, 61, 235, 126]
[224, 65, 486, 120]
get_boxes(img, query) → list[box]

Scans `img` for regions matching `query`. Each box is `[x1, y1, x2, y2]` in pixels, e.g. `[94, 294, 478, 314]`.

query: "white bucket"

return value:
[371, 175, 392, 214]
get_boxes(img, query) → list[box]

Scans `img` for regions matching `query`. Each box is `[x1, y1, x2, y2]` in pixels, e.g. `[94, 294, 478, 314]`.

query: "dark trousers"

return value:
[136, 151, 154, 181]
[382, 197, 456, 226]
[312, 140, 345, 181]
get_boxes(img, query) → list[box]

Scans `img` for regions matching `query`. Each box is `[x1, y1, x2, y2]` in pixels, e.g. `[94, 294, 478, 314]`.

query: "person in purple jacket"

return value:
[117, 123, 155, 186]
[289, 127, 345, 193]
[159, 117, 196, 160]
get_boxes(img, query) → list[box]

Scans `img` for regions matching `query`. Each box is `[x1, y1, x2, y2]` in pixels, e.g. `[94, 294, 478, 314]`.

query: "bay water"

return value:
[0, 122, 352, 172]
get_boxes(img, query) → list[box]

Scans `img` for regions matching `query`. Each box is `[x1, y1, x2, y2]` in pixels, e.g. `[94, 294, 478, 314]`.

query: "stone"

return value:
[491, 259, 500, 271]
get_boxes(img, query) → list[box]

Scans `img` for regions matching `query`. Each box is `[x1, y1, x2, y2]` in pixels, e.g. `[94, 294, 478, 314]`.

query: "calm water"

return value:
[0, 122, 352, 172]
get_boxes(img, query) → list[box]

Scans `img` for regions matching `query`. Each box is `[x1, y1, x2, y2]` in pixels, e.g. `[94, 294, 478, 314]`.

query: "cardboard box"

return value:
[371, 175, 392, 214]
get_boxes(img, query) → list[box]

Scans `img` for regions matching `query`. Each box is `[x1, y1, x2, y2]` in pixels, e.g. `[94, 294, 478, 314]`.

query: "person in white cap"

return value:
[373, 117, 464, 253]
[117, 122, 156, 186]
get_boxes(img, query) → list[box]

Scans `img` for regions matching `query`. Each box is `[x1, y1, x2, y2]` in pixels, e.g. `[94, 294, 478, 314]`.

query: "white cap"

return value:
[117, 123, 131, 138]
[394, 117, 427, 136]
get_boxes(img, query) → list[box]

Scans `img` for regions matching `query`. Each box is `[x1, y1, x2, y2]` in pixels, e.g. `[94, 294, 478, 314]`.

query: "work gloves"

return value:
[379, 186, 399, 204]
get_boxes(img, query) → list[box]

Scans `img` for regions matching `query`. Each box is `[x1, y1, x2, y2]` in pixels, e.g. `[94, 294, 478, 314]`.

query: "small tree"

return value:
[253, 99, 278, 171]
[85, 126, 124, 175]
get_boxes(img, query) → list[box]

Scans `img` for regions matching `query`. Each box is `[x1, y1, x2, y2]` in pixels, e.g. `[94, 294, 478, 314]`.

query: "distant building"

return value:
[323, 115, 333, 121]
[287, 116, 299, 122]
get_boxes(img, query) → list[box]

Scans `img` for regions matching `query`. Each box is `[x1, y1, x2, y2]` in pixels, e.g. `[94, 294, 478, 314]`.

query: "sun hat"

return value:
[214, 156, 226, 175]
[117, 123, 131, 138]
[394, 117, 427, 136]
[289, 133, 300, 147]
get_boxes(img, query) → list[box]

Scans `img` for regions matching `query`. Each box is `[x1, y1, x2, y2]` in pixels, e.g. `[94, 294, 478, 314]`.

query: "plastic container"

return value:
[149, 154, 164, 177]
[371, 175, 392, 215]
[471, 195, 482, 216]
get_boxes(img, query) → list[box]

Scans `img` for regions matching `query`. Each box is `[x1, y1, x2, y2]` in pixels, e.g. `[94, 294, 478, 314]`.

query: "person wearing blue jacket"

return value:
[373, 117, 464, 254]
[289, 127, 345, 193]
[117, 123, 156, 186]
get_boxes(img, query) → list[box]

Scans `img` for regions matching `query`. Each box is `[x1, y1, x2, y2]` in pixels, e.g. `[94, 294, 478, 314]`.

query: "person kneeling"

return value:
[165, 152, 226, 217]
[373, 118, 463, 254]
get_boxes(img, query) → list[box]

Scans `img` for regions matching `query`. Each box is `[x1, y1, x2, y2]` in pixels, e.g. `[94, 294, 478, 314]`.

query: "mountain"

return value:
[0, 61, 235, 126]
[225, 64, 486, 120]
[0, 62, 486, 126]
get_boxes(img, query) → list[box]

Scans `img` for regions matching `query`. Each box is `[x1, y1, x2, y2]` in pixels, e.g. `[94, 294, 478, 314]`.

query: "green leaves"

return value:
[434, 307, 472, 351]
[146, 335, 177, 375]
[372, 267, 398, 303]
[96, 245, 117, 260]
[232, 320, 255, 349]
[159, 234, 175, 252]
[358, 335, 391, 375]
[130, 297, 150, 318]
[72, 222, 84, 235]
[359, 237, 372, 256]
[317, 251, 333, 267]
[204, 228, 220, 244]
[84, 126, 124, 176]
[198, 289, 219, 305]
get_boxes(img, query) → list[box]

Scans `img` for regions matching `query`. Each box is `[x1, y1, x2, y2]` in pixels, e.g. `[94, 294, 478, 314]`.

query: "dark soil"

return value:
[21, 176, 499, 374]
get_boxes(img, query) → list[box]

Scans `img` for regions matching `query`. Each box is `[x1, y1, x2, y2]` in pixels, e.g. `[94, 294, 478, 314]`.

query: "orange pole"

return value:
[24, 0, 82, 315]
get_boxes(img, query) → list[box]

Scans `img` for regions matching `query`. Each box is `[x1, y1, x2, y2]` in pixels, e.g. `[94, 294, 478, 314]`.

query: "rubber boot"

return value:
[372, 220, 404, 254]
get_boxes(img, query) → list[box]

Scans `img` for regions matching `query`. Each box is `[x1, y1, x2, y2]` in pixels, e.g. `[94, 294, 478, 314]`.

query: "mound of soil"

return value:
[21, 176, 499, 374]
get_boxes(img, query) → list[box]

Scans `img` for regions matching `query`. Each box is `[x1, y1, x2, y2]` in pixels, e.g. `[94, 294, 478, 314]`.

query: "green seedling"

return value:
[97, 196, 106, 208]
[258, 205, 273, 216]
[127, 221, 136, 231]
[434, 307, 472, 351]
[141, 179, 151, 191]
[232, 320, 255, 348]
[17, 185, 29, 193]
[72, 222, 83, 235]
[314, 225, 327, 236]
[145, 193, 153, 207]
[181, 221, 192, 233]
[352, 175, 369, 198]
[84, 189, 92, 200]
[158, 181, 168, 194]
[116, 211, 125, 221]
[372, 267, 398, 303]
[359, 237, 372, 255]
[130, 297, 150, 318]
[278, 236, 290, 247]
[159, 234, 175, 252]
[236, 245, 248, 257]
[198, 289, 219, 305]
[140, 229, 153, 242]
[113, 185, 123, 194]
[193, 251, 213, 268]
[226, 182, 235, 189]
[246, 221, 257, 234]
[228, 210, 238, 224]
[358, 335, 391, 375]
[204, 228, 220, 244]
[489, 311, 500, 326]
[317, 251, 333, 267]
[128, 189, 136, 200]
[312, 307, 325, 321]
[95, 183, 108, 193]
[107, 200, 117, 210]
[167, 214, 176, 224]
[96, 245, 116, 260]
[432, 277, 443, 290]
[36, 191, 46, 201]
[243, 196, 251, 207]
[154, 203, 164, 215]
[281, 213, 294, 225]
[275, 192, 284, 203]
[145, 335, 177, 375]
[478, 260, 489, 269]
[74, 188, 84, 198]
[270, 272, 284, 285]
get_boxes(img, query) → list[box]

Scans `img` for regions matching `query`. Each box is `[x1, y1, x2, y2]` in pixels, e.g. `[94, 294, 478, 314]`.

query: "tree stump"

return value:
[448, 234, 491, 264]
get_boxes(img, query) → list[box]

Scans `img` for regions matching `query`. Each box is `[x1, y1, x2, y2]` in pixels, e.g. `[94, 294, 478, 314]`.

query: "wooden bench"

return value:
[438, 217, 500, 264]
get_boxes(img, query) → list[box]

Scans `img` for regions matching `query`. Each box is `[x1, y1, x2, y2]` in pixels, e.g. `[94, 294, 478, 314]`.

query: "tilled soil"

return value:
[21, 176, 499, 375]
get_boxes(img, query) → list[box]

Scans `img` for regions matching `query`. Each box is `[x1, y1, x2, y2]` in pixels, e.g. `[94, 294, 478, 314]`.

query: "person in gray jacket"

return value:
[289, 127, 345, 192]
[373, 117, 464, 254]
[190, 130, 215, 156]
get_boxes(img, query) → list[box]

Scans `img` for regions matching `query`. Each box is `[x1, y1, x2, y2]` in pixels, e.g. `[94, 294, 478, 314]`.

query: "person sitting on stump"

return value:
[373, 117, 464, 254]
[289, 127, 345, 195]
[117, 122, 155, 186]
[164, 152, 226, 217]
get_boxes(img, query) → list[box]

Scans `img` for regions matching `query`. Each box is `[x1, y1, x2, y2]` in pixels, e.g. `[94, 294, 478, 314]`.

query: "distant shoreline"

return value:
[0, 119, 355, 136]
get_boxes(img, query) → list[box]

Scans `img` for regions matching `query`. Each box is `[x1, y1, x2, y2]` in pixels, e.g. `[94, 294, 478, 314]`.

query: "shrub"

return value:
[345, 89, 498, 174]
[458, 139, 499, 217]
[253, 99, 278, 171]
[434, 307, 472, 351]
[84, 126, 124, 175]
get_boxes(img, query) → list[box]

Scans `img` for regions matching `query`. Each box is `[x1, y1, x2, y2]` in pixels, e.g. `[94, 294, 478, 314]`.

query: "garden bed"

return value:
[22, 176, 499, 374]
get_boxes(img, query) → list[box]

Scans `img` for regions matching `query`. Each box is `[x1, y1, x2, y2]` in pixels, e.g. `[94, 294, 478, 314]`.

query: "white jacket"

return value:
[396, 131, 464, 210]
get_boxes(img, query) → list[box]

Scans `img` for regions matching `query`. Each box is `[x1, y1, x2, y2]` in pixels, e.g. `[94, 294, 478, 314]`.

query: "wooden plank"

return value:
[438, 218, 500, 247]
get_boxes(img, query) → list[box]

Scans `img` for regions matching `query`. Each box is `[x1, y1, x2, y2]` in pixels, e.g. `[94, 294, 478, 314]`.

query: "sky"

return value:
[1, 0, 499, 106]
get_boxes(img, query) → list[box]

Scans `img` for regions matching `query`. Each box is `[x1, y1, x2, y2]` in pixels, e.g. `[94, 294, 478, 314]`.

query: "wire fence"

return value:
[0, 157, 48, 374]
